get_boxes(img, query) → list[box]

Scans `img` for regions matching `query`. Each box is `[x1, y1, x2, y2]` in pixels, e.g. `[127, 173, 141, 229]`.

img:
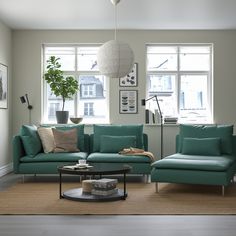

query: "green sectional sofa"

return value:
[151, 124, 236, 195]
[13, 124, 152, 179]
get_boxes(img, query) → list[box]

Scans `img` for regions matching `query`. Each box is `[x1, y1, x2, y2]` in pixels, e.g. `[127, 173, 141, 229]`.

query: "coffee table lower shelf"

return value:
[62, 188, 127, 202]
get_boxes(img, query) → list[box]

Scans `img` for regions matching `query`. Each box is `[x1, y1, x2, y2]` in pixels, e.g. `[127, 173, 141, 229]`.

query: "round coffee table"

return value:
[57, 163, 131, 202]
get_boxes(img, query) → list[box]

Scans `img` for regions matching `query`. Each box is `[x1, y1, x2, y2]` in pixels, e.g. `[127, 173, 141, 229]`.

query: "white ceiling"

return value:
[0, 0, 236, 30]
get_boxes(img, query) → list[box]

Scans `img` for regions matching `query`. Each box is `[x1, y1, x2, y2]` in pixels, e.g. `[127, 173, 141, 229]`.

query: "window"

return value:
[84, 103, 94, 116]
[43, 45, 108, 124]
[146, 44, 213, 123]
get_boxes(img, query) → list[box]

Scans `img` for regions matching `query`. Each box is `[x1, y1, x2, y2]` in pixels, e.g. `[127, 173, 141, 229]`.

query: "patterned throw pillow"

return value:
[52, 128, 79, 153]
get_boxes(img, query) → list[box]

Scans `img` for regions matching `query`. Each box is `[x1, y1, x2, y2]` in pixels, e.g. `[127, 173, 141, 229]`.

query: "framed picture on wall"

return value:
[0, 63, 8, 109]
[119, 63, 138, 87]
[119, 90, 138, 114]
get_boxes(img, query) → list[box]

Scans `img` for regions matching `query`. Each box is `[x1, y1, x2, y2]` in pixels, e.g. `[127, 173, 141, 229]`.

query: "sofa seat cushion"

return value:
[151, 153, 236, 171]
[87, 153, 152, 163]
[20, 152, 88, 163]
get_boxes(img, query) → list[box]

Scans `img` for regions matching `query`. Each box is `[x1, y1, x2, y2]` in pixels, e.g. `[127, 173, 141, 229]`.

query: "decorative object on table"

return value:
[0, 63, 8, 109]
[44, 56, 79, 124]
[97, 0, 134, 78]
[20, 93, 33, 124]
[70, 117, 83, 124]
[119, 90, 138, 114]
[91, 178, 118, 196]
[119, 63, 138, 87]
[141, 95, 163, 159]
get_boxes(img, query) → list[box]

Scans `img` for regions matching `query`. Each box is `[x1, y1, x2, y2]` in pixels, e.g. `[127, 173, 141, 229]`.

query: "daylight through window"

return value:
[43, 45, 108, 124]
[146, 44, 213, 124]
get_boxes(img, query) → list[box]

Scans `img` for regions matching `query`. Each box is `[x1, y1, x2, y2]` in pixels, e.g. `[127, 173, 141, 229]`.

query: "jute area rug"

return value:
[1, 181, 236, 215]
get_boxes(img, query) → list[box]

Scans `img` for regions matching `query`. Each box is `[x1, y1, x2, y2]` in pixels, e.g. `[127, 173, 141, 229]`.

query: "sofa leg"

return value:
[22, 175, 25, 183]
[222, 186, 225, 196]
[155, 182, 158, 193]
[143, 174, 151, 183]
[146, 175, 151, 184]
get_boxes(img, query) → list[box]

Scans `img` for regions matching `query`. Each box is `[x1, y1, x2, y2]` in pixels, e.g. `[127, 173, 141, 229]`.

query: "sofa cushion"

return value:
[20, 152, 88, 163]
[37, 127, 55, 153]
[20, 125, 42, 157]
[182, 137, 221, 156]
[41, 124, 85, 151]
[179, 124, 233, 154]
[52, 128, 79, 153]
[93, 124, 144, 152]
[100, 135, 136, 153]
[151, 153, 235, 171]
[87, 153, 151, 163]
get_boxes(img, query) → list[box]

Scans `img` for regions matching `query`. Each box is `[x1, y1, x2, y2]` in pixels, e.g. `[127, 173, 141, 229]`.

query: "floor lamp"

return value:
[141, 95, 163, 159]
[20, 94, 33, 125]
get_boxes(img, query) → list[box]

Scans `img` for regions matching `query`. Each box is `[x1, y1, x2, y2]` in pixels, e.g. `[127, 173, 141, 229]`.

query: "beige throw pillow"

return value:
[52, 128, 79, 153]
[37, 127, 55, 153]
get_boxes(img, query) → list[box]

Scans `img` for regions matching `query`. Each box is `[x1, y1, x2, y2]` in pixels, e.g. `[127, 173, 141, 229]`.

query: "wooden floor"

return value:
[1, 173, 236, 236]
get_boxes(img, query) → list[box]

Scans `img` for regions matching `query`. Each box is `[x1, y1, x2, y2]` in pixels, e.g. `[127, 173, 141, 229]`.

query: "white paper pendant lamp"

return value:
[97, 40, 134, 78]
[97, 0, 134, 78]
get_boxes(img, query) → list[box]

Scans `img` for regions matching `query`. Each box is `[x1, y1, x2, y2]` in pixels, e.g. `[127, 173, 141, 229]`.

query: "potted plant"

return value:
[44, 56, 79, 124]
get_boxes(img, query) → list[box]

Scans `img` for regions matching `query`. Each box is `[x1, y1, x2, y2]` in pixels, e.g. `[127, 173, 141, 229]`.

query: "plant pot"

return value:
[56, 111, 69, 124]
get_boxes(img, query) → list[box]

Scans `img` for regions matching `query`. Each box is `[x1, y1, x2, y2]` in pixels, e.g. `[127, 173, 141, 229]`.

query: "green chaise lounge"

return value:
[151, 124, 236, 195]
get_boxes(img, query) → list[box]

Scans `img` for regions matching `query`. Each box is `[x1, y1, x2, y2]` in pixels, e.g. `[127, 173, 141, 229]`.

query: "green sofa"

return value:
[13, 124, 152, 179]
[151, 124, 236, 195]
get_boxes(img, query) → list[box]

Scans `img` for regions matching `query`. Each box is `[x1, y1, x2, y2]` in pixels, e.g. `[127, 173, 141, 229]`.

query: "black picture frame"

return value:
[119, 63, 138, 87]
[119, 90, 138, 114]
[0, 63, 8, 109]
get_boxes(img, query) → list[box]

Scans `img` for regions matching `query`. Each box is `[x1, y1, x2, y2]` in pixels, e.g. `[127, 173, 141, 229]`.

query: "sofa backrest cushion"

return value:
[100, 135, 137, 153]
[93, 124, 144, 152]
[182, 137, 221, 156]
[20, 125, 42, 157]
[178, 124, 233, 154]
[40, 124, 85, 152]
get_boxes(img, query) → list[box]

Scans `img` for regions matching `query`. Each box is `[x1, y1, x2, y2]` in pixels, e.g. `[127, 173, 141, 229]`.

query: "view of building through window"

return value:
[146, 44, 213, 123]
[43, 45, 108, 124]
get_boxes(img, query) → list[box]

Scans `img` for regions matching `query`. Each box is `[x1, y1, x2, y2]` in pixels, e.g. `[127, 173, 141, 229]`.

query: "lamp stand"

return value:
[141, 95, 163, 159]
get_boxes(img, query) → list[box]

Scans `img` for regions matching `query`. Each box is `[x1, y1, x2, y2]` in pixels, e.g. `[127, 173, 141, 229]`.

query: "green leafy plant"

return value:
[44, 56, 79, 111]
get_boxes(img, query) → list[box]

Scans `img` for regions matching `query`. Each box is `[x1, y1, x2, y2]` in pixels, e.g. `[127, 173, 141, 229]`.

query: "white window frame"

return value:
[146, 43, 213, 124]
[42, 44, 109, 124]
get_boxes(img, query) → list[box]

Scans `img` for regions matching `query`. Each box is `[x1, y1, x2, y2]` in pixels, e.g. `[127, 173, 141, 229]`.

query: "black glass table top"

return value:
[58, 163, 132, 175]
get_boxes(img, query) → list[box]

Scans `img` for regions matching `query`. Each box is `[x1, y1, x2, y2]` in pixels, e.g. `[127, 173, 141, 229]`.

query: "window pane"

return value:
[180, 46, 210, 71]
[148, 74, 177, 117]
[179, 75, 209, 122]
[77, 47, 99, 71]
[180, 54, 210, 71]
[147, 54, 177, 71]
[45, 47, 75, 71]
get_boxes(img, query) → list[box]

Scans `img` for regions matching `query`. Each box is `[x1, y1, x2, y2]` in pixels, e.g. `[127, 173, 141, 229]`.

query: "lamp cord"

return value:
[114, 3, 117, 40]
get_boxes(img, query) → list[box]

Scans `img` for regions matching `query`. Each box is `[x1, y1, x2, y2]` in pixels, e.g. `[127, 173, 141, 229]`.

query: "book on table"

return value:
[91, 188, 118, 196]
[92, 178, 118, 189]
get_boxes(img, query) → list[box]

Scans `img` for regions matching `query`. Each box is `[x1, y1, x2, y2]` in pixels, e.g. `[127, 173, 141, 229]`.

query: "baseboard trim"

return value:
[0, 162, 13, 177]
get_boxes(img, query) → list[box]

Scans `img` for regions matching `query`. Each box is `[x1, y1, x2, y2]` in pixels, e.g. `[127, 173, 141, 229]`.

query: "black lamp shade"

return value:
[20, 96, 26, 103]
[141, 99, 146, 106]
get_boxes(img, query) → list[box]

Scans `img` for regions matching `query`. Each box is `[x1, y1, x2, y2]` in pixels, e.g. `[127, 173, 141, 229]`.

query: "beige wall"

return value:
[0, 21, 12, 170]
[12, 30, 236, 158]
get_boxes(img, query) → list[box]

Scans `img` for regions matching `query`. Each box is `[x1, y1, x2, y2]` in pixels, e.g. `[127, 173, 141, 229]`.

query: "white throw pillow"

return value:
[37, 127, 55, 153]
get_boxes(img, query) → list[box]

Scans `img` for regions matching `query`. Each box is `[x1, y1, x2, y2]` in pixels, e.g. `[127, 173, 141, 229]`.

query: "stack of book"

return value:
[91, 178, 118, 196]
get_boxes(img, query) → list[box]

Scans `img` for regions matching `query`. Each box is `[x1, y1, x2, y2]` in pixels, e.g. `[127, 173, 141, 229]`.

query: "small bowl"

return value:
[70, 117, 83, 124]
